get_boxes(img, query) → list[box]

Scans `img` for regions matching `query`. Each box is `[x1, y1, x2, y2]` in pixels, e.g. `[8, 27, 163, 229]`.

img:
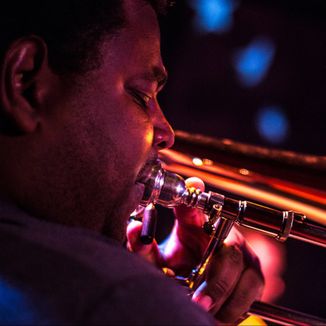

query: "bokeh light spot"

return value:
[192, 157, 204, 166]
[233, 37, 275, 87]
[239, 168, 250, 176]
[189, 0, 237, 33]
[256, 106, 289, 143]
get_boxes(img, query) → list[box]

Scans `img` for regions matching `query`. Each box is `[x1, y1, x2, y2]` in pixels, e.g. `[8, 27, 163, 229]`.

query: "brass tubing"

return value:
[250, 301, 326, 326]
[229, 200, 326, 247]
[138, 133, 326, 325]
[289, 218, 326, 247]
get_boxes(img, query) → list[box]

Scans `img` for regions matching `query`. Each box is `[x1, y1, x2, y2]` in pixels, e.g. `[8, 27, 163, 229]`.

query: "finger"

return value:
[192, 282, 213, 311]
[126, 220, 163, 266]
[162, 178, 208, 270]
[224, 226, 243, 246]
[226, 228, 262, 270]
[174, 177, 206, 227]
[215, 267, 264, 323]
[193, 244, 245, 315]
[186, 177, 205, 191]
[172, 177, 208, 259]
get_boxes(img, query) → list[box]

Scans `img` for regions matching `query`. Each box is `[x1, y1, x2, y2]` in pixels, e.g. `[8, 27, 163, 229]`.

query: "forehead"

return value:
[124, 0, 162, 62]
[124, 0, 159, 29]
[96, 0, 164, 81]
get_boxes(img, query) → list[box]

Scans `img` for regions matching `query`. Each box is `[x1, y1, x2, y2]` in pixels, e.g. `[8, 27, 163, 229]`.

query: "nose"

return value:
[153, 107, 175, 150]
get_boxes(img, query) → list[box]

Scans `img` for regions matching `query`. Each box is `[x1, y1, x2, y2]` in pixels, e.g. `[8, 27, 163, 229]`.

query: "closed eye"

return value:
[128, 88, 151, 109]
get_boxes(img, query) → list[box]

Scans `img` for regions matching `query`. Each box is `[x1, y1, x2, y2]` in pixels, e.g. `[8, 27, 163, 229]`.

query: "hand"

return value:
[127, 178, 264, 323]
[192, 231, 264, 323]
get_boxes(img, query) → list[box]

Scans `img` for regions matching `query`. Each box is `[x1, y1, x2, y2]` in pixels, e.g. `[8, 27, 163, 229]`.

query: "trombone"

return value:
[139, 130, 326, 325]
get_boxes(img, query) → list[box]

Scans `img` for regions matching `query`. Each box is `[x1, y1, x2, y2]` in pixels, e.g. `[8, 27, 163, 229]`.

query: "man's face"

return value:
[33, 0, 174, 241]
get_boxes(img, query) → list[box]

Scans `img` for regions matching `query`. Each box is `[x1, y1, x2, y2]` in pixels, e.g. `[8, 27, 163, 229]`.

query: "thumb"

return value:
[174, 177, 206, 228]
[126, 219, 163, 267]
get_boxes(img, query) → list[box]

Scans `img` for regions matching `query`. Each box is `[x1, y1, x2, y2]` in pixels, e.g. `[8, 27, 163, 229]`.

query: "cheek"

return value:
[104, 96, 155, 170]
[60, 82, 154, 184]
[115, 115, 154, 169]
[87, 102, 154, 180]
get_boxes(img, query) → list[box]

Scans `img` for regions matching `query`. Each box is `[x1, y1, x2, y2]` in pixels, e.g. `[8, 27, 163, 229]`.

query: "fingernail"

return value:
[196, 295, 213, 311]
[162, 267, 175, 277]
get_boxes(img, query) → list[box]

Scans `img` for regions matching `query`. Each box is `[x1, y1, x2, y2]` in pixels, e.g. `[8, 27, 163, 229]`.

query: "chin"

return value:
[102, 182, 145, 242]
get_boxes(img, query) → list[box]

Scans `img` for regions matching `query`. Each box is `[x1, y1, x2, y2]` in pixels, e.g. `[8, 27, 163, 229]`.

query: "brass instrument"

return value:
[138, 130, 326, 325]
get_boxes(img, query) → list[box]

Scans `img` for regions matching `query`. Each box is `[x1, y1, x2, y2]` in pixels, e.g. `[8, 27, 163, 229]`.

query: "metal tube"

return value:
[138, 161, 326, 325]
[230, 200, 326, 248]
[250, 301, 326, 326]
[290, 218, 326, 247]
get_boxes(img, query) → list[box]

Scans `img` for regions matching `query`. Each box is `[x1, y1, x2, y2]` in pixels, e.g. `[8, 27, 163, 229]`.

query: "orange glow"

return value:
[192, 157, 204, 166]
[166, 163, 326, 224]
[160, 149, 326, 225]
[239, 168, 250, 176]
[239, 315, 267, 326]
[222, 139, 233, 145]
[145, 130, 153, 146]
[270, 181, 326, 206]
[203, 158, 213, 166]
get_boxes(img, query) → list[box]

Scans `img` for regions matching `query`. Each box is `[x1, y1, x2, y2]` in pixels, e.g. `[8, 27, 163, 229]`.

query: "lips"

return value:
[133, 158, 160, 211]
[135, 157, 160, 185]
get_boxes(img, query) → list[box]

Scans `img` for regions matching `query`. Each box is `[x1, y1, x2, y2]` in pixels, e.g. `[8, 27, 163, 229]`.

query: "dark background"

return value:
[157, 0, 326, 319]
[159, 0, 326, 155]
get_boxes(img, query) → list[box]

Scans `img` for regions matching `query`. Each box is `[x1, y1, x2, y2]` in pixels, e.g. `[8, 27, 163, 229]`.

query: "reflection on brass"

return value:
[137, 131, 326, 325]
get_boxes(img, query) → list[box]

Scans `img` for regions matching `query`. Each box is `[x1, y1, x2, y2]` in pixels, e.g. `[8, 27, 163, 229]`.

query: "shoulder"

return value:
[0, 213, 162, 285]
[83, 272, 215, 325]
[0, 209, 214, 325]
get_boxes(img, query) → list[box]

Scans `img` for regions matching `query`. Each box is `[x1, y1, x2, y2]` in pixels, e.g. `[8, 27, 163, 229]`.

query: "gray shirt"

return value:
[0, 199, 215, 325]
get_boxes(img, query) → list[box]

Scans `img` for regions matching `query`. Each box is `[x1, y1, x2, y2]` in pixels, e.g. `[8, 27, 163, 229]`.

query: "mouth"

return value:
[135, 157, 160, 186]
[133, 157, 161, 210]
[131, 182, 146, 216]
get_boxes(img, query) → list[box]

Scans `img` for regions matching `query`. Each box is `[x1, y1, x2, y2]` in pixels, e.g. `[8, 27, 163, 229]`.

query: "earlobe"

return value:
[0, 36, 48, 134]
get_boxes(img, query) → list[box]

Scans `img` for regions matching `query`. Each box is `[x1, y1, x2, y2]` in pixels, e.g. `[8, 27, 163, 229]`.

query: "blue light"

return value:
[0, 279, 37, 323]
[189, 0, 237, 33]
[233, 37, 275, 87]
[256, 106, 288, 143]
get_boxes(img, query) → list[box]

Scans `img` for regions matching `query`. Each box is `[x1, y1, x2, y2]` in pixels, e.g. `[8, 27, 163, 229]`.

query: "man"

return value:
[0, 0, 264, 324]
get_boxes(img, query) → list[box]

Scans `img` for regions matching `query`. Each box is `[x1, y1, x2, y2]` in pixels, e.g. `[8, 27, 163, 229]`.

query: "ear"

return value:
[0, 36, 48, 134]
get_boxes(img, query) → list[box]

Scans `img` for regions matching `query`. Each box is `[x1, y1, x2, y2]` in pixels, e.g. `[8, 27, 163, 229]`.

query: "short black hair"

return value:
[0, 0, 174, 75]
[0, 0, 173, 134]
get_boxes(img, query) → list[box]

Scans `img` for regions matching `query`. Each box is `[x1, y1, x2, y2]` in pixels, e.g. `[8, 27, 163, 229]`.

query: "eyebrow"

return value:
[141, 66, 168, 89]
